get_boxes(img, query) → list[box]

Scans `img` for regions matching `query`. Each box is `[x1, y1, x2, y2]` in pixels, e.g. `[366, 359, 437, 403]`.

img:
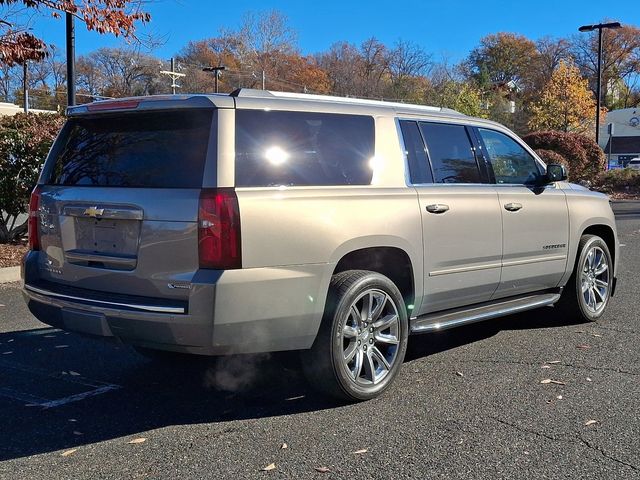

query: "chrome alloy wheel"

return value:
[340, 289, 400, 386]
[580, 246, 610, 314]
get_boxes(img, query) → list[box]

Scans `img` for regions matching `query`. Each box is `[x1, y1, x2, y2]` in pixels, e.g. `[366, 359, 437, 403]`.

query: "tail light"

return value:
[28, 185, 42, 251]
[198, 188, 241, 269]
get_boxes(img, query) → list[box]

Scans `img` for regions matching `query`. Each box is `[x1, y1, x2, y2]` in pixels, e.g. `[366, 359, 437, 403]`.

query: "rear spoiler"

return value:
[66, 94, 234, 116]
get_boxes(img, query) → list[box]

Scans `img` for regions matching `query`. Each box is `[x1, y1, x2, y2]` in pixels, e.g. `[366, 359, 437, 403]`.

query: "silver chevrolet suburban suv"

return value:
[22, 89, 619, 401]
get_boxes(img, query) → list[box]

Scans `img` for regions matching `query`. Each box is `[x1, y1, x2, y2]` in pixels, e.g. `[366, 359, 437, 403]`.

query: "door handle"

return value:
[426, 204, 450, 214]
[504, 202, 523, 212]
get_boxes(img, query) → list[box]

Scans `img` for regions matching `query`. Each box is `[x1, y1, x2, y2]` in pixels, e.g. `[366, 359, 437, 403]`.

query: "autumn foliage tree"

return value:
[528, 61, 597, 135]
[0, 0, 150, 66]
[0, 112, 64, 243]
[523, 131, 606, 182]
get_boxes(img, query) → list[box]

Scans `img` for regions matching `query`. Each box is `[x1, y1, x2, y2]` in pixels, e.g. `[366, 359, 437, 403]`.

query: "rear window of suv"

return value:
[47, 110, 213, 188]
[235, 110, 375, 187]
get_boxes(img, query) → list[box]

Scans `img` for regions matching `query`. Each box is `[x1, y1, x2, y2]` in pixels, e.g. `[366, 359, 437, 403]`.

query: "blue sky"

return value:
[34, 0, 640, 62]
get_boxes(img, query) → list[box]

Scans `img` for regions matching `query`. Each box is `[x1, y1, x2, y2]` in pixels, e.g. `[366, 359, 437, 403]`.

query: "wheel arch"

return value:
[332, 246, 416, 315]
[582, 224, 616, 267]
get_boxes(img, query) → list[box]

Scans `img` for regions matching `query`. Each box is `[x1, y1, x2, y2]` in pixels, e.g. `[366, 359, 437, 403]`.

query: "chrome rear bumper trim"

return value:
[24, 284, 185, 314]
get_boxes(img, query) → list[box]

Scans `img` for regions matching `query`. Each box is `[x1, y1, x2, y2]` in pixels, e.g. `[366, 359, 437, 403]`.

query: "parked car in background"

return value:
[626, 158, 640, 170]
[22, 90, 619, 401]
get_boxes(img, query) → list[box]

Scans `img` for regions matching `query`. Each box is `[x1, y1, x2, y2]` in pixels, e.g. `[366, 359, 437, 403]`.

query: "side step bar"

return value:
[411, 291, 561, 334]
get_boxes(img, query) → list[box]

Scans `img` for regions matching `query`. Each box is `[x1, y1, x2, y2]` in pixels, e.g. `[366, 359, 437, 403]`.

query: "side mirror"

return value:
[544, 164, 568, 183]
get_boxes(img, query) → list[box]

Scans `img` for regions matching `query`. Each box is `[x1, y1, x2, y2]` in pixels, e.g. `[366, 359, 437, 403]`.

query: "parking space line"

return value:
[0, 359, 121, 409]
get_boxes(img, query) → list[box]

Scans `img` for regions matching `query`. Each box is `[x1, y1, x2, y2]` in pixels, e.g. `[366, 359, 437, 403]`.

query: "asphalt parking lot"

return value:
[0, 214, 638, 479]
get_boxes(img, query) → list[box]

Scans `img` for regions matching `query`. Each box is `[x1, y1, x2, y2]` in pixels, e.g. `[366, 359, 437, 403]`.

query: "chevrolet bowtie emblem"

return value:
[83, 206, 104, 218]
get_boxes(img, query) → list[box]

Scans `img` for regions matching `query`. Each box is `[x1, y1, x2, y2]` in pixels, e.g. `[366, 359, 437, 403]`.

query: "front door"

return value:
[474, 127, 570, 298]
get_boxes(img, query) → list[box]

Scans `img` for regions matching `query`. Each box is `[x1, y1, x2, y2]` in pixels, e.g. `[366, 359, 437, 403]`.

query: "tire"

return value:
[556, 234, 613, 322]
[302, 270, 409, 401]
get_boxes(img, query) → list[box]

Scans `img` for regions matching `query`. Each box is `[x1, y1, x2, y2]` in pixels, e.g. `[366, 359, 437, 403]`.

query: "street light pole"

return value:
[66, 11, 76, 107]
[578, 21, 622, 145]
[202, 66, 226, 93]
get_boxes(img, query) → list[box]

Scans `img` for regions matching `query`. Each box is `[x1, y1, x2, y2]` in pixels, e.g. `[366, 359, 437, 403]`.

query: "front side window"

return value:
[477, 128, 541, 185]
[235, 110, 375, 187]
[419, 122, 481, 184]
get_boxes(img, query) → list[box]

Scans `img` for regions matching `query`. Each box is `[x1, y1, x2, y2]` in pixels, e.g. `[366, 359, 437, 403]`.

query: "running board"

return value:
[410, 292, 561, 334]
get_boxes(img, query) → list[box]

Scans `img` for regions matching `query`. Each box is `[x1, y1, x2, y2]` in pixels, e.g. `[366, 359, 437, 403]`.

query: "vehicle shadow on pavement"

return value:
[0, 327, 338, 461]
[405, 306, 588, 360]
[0, 306, 588, 461]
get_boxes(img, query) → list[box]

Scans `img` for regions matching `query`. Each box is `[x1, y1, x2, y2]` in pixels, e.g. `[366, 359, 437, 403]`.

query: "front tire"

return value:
[302, 270, 409, 401]
[557, 234, 613, 322]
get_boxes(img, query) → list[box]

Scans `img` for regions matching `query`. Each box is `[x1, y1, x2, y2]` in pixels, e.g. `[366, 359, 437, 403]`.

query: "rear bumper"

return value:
[22, 253, 331, 355]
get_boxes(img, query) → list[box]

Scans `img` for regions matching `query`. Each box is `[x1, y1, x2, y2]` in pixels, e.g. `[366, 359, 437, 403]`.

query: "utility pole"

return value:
[160, 57, 185, 94]
[66, 11, 76, 106]
[202, 66, 226, 93]
[22, 61, 28, 113]
[578, 21, 622, 145]
[262, 70, 265, 90]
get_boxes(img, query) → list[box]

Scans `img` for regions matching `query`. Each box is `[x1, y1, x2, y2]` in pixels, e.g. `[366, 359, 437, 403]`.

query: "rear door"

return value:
[400, 120, 503, 315]
[473, 127, 569, 298]
[34, 108, 215, 299]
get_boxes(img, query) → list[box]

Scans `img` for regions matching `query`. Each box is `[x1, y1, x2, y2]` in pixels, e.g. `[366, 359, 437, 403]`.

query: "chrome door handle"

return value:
[426, 204, 450, 214]
[504, 202, 523, 212]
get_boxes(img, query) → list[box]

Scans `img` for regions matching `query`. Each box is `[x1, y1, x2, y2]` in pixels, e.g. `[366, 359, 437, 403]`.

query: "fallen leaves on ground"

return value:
[61, 448, 77, 457]
[314, 467, 331, 473]
[260, 463, 276, 471]
[540, 379, 565, 385]
[584, 420, 598, 426]
[281, 443, 288, 449]
[127, 438, 147, 444]
[0, 243, 28, 268]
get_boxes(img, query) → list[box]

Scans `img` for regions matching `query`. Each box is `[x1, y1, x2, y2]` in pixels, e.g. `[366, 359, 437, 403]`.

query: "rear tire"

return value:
[302, 270, 409, 401]
[556, 234, 613, 323]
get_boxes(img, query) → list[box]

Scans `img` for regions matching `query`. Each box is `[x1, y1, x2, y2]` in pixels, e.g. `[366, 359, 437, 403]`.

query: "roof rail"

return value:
[229, 88, 462, 115]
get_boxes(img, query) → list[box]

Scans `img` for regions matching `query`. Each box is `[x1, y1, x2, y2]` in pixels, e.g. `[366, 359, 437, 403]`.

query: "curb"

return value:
[0, 266, 21, 284]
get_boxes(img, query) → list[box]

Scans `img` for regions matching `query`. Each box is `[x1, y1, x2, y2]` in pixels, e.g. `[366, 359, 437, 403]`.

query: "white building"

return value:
[599, 107, 640, 167]
[0, 101, 55, 116]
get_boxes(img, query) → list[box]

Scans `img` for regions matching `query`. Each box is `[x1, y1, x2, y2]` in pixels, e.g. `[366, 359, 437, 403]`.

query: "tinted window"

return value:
[235, 110, 374, 187]
[399, 120, 432, 184]
[478, 128, 541, 185]
[419, 122, 481, 184]
[48, 110, 212, 188]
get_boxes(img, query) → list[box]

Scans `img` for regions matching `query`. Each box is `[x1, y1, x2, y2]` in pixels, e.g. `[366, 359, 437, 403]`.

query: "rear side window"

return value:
[48, 110, 213, 188]
[235, 110, 375, 187]
[419, 122, 481, 184]
[399, 120, 433, 184]
[477, 128, 541, 185]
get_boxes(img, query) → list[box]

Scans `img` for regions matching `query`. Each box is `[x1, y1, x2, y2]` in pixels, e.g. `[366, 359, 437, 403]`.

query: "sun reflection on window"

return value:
[265, 146, 289, 166]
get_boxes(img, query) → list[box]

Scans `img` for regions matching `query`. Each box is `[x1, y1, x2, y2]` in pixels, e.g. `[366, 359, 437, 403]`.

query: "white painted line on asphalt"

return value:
[0, 359, 121, 409]
[11, 327, 60, 337]
[38, 384, 120, 409]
